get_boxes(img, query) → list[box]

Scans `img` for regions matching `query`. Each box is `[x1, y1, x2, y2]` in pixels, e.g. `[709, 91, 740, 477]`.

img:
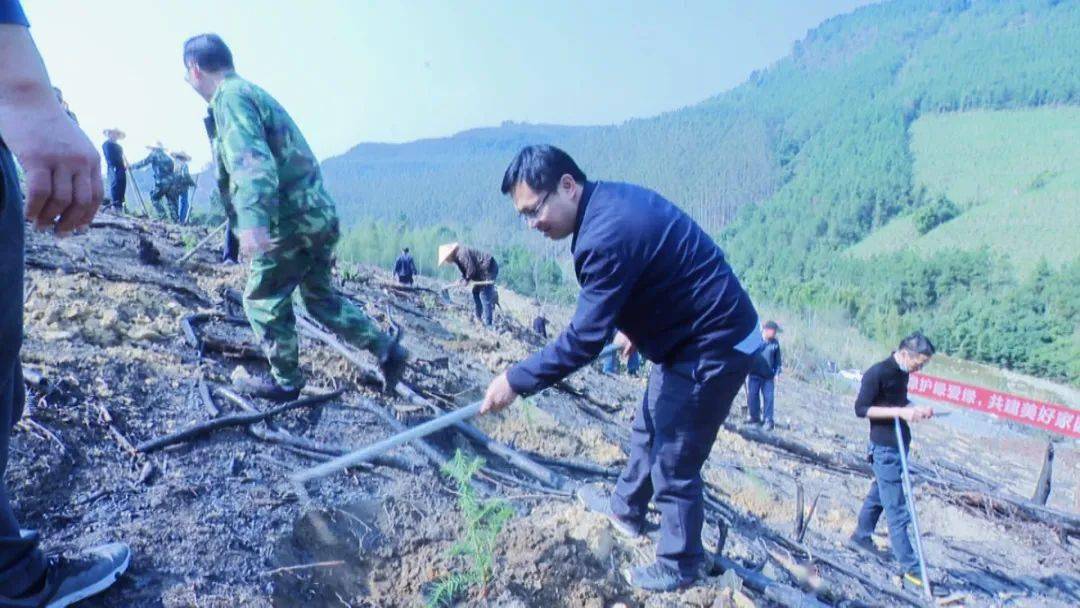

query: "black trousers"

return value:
[106, 167, 126, 207]
[0, 144, 47, 597]
[610, 352, 751, 576]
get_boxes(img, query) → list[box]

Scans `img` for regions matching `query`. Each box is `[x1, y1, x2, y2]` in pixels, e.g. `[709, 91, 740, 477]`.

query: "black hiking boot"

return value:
[378, 326, 409, 395]
[0, 543, 132, 608]
[577, 484, 643, 539]
[234, 376, 301, 402]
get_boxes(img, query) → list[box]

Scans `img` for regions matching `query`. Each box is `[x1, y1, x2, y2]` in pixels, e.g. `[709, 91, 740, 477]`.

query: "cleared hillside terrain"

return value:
[848, 106, 1080, 276]
[13, 214, 1080, 607]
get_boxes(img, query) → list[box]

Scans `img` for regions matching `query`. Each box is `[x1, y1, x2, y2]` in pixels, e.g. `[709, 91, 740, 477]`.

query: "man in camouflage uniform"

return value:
[130, 142, 177, 220]
[183, 33, 408, 401]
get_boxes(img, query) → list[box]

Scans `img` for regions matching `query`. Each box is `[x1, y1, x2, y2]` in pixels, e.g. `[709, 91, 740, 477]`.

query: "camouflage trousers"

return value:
[243, 223, 389, 389]
[150, 195, 178, 222]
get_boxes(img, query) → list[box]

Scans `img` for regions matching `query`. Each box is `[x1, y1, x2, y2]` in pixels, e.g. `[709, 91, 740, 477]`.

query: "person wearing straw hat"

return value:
[438, 242, 499, 326]
[101, 128, 127, 212]
[130, 141, 176, 220]
[168, 150, 195, 223]
[182, 33, 408, 400]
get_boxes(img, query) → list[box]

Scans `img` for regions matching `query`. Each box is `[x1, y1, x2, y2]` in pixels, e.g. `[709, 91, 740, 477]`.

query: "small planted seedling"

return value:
[181, 232, 199, 252]
[426, 450, 514, 607]
[521, 397, 539, 428]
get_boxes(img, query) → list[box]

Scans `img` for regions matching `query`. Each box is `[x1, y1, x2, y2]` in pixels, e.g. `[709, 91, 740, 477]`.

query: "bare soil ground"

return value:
[10, 213, 1080, 607]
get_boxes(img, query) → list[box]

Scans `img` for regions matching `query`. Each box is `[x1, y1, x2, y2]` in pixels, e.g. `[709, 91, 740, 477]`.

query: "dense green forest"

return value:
[317, 0, 1079, 384]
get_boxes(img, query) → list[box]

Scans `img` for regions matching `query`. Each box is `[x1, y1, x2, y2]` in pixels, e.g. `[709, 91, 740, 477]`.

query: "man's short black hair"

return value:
[183, 34, 234, 71]
[898, 332, 935, 356]
[501, 145, 586, 195]
[402, 247, 410, 253]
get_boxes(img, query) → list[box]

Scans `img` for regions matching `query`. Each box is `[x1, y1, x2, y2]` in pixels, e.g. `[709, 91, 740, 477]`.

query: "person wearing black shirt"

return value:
[850, 332, 936, 592]
[101, 129, 126, 211]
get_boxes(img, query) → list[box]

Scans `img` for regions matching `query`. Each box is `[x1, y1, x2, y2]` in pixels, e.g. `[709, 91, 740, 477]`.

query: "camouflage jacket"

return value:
[168, 163, 195, 196]
[209, 74, 337, 236]
[130, 148, 174, 184]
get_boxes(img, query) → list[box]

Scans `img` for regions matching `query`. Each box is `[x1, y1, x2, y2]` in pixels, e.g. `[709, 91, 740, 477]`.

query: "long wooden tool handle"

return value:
[176, 221, 229, 265]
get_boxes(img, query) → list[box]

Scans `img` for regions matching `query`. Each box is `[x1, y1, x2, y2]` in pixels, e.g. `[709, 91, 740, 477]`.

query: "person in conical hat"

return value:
[439, 241, 499, 326]
[437, 242, 459, 266]
[129, 142, 176, 220]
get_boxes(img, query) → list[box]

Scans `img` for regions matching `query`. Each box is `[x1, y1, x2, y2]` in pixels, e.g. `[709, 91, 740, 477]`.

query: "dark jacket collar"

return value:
[571, 180, 596, 253]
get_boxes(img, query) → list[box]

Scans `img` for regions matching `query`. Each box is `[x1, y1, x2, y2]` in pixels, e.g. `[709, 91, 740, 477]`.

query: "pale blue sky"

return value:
[25, 0, 875, 167]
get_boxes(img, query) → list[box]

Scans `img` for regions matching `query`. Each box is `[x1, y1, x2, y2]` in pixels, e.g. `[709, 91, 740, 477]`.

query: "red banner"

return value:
[908, 372, 1080, 439]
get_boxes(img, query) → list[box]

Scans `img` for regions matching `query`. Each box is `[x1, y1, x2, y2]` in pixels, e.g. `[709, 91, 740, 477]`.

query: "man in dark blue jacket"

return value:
[1, 1, 131, 604]
[393, 247, 417, 285]
[481, 145, 762, 591]
[746, 320, 782, 430]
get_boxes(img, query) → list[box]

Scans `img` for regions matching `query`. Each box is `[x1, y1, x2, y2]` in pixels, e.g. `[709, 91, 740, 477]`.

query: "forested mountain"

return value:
[322, 0, 1080, 384]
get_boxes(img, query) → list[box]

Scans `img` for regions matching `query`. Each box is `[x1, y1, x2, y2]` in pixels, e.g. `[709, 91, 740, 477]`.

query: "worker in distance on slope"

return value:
[438, 241, 499, 326]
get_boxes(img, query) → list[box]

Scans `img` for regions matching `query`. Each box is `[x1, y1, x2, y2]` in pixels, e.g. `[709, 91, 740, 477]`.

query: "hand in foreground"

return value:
[480, 372, 518, 415]
[5, 104, 102, 236]
[614, 331, 636, 359]
[0, 26, 103, 236]
[238, 226, 272, 256]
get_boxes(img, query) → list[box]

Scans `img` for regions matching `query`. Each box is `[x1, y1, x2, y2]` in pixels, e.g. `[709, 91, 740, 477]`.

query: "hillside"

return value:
[317, 0, 1080, 384]
[16, 213, 1080, 607]
[847, 106, 1080, 276]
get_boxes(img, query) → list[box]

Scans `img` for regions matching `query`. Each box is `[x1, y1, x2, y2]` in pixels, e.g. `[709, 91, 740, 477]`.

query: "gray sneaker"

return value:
[623, 560, 702, 592]
[846, 534, 879, 554]
[576, 484, 642, 539]
[233, 376, 301, 402]
[43, 542, 131, 607]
